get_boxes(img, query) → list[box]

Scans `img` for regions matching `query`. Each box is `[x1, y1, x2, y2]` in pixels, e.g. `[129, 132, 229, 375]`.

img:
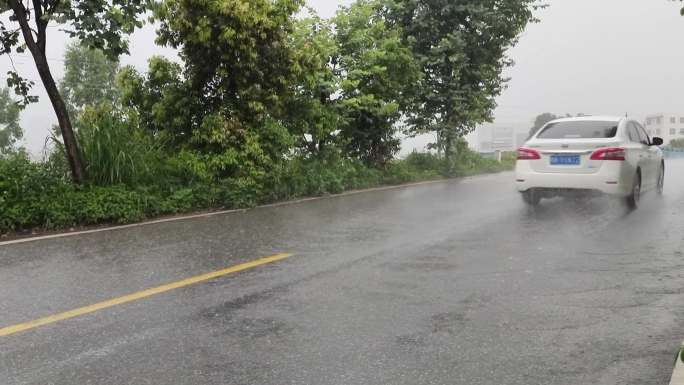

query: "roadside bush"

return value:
[69, 186, 148, 225]
[382, 160, 416, 184]
[273, 156, 384, 199]
[0, 152, 69, 231]
[0, 154, 150, 231]
[164, 150, 213, 185]
[0, 146, 514, 234]
[403, 152, 445, 174]
[450, 149, 516, 177]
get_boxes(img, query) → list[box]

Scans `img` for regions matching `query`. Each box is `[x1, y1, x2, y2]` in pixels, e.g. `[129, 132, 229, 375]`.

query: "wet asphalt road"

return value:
[3, 161, 684, 385]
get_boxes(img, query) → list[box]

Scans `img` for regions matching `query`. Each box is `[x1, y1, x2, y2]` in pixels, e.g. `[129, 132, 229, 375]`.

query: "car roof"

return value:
[547, 115, 624, 124]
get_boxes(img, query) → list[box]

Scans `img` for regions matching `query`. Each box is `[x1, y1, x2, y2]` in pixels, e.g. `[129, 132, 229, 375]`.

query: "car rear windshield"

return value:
[536, 121, 619, 139]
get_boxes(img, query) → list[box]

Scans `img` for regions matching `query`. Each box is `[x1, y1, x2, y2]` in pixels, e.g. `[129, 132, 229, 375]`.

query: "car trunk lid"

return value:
[525, 139, 621, 174]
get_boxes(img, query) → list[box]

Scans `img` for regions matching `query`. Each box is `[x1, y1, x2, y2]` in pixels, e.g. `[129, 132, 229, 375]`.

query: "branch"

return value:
[31, 0, 46, 53]
[7, 52, 20, 72]
[46, 0, 60, 14]
[4, 54, 37, 108]
[7, 0, 40, 55]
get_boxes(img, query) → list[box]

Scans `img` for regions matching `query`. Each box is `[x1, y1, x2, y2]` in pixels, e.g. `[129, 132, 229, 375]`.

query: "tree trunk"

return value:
[443, 130, 456, 175]
[34, 54, 86, 184]
[8, 0, 86, 184]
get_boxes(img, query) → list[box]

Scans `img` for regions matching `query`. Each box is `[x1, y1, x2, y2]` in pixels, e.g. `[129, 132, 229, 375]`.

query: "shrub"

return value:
[272, 155, 385, 200]
[0, 152, 70, 231]
[0, 144, 513, 234]
[403, 152, 445, 173]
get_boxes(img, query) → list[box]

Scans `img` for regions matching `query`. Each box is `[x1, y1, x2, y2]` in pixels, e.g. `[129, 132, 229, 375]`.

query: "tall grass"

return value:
[76, 105, 165, 186]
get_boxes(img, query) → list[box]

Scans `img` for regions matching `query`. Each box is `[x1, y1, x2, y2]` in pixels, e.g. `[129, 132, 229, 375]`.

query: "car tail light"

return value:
[517, 147, 541, 160]
[590, 147, 625, 161]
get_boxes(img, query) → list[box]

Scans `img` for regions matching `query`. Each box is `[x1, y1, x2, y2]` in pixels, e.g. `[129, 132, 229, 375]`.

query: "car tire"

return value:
[657, 163, 664, 195]
[522, 190, 541, 206]
[626, 172, 641, 210]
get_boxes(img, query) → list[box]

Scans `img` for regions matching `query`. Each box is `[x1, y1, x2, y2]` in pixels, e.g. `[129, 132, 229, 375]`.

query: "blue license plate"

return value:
[550, 155, 580, 165]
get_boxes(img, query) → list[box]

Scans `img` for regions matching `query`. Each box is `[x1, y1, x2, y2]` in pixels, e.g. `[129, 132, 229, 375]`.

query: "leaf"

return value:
[5, 71, 37, 109]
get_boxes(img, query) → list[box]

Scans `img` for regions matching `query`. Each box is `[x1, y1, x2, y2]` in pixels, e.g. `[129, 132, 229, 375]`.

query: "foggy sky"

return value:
[4, 0, 684, 155]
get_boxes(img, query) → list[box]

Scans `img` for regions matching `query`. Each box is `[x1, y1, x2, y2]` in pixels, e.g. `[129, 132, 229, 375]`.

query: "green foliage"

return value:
[403, 152, 445, 175]
[0, 0, 146, 59]
[384, 0, 541, 159]
[153, 0, 304, 123]
[2, 0, 149, 183]
[0, 151, 65, 231]
[0, 87, 21, 154]
[60, 42, 120, 116]
[4, 71, 37, 108]
[335, 0, 421, 166]
[0, 155, 152, 230]
[0, 0, 533, 234]
[1, 0, 147, 101]
[0, 147, 513, 234]
[75, 104, 164, 186]
[54, 1, 146, 58]
[117, 57, 196, 145]
[0, 152, 199, 231]
[448, 139, 514, 176]
[274, 156, 382, 198]
[286, 15, 342, 157]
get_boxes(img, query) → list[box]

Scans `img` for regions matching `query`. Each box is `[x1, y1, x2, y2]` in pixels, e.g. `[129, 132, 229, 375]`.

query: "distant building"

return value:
[644, 114, 684, 144]
[468, 124, 528, 153]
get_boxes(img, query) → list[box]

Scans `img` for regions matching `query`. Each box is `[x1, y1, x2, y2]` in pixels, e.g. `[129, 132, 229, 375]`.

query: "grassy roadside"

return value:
[0, 151, 515, 237]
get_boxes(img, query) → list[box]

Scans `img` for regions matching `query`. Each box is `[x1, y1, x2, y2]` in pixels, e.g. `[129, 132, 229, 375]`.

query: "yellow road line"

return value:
[0, 253, 291, 338]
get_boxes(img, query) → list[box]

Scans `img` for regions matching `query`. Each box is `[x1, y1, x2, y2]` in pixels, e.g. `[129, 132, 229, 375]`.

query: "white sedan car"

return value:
[516, 116, 664, 208]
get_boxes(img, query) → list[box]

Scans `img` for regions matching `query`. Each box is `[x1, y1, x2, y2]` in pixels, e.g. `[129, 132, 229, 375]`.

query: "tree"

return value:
[60, 42, 120, 116]
[0, 87, 21, 154]
[118, 56, 196, 146]
[0, 0, 147, 183]
[153, 0, 304, 125]
[529, 112, 559, 137]
[335, 0, 421, 166]
[286, 13, 342, 158]
[384, 0, 541, 169]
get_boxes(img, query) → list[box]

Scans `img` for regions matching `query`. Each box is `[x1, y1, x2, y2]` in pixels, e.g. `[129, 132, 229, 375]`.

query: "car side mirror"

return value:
[651, 137, 664, 146]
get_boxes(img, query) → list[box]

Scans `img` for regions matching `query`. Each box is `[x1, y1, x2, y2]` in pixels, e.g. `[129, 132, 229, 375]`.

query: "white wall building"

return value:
[468, 124, 528, 153]
[644, 114, 684, 145]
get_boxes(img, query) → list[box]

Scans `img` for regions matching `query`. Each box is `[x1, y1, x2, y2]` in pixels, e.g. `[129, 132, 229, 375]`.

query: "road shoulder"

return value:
[0, 175, 486, 246]
[671, 345, 684, 385]
[0, 171, 514, 246]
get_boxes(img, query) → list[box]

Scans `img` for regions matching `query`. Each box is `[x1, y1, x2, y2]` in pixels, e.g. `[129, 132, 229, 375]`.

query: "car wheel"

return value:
[626, 172, 641, 210]
[522, 190, 541, 206]
[657, 163, 664, 195]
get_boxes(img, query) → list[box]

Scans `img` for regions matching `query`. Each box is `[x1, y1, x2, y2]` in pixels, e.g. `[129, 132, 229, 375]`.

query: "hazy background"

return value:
[3, 0, 684, 156]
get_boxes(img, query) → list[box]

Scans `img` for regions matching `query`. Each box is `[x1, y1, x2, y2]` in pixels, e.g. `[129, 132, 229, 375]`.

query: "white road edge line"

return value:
[1, 174, 505, 247]
[670, 342, 684, 385]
